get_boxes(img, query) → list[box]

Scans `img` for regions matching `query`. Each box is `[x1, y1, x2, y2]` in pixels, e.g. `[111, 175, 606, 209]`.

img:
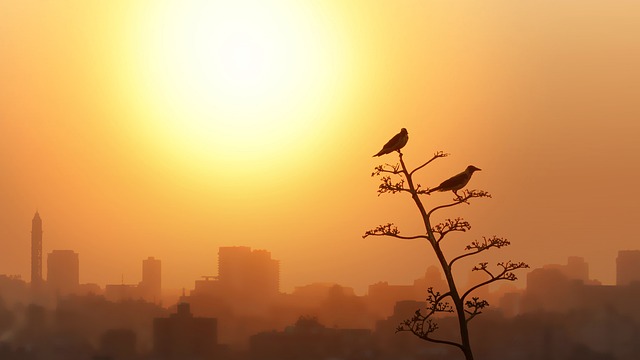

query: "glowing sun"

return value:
[129, 1, 350, 165]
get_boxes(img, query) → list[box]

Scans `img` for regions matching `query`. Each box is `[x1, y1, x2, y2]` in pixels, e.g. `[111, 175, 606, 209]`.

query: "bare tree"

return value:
[363, 150, 528, 360]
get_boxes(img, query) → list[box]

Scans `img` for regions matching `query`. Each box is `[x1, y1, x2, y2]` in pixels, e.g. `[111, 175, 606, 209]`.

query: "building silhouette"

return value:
[544, 256, 590, 283]
[374, 300, 450, 360]
[47, 250, 79, 296]
[217, 246, 279, 308]
[98, 328, 137, 360]
[366, 265, 446, 318]
[250, 316, 373, 360]
[0, 274, 29, 305]
[191, 276, 218, 297]
[140, 257, 161, 304]
[153, 302, 218, 359]
[104, 284, 139, 302]
[103, 257, 162, 302]
[616, 250, 640, 286]
[31, 211, 43, 287]
[292, 282, 356, 308]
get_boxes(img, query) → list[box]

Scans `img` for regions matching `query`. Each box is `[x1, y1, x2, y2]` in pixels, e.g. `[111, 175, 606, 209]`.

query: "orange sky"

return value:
[1, 1, 640, 294]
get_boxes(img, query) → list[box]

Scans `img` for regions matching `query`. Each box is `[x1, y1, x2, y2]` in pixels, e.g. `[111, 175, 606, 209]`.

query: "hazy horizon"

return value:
[2, 1, 640, 294]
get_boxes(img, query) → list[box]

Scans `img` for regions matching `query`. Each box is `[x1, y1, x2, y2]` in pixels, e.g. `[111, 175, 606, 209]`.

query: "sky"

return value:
[1, 1, 640, 294]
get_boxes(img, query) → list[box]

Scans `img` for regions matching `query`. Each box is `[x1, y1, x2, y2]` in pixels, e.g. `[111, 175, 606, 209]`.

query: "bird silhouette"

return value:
[428, 165, 481, 197]
[373, 128, 409, 157]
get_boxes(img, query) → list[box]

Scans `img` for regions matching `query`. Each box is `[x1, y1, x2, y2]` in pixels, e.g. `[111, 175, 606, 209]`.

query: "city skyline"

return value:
[7, 210, 640, 299]
[3, 233, 640, 359]
[3, 210, 640, 359]
[2, 1, 640, 302]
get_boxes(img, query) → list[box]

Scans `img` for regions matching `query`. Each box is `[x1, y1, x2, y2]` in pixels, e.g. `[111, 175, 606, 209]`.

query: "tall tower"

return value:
[141, 257, 162, 303]
[31, 211, 43, 287]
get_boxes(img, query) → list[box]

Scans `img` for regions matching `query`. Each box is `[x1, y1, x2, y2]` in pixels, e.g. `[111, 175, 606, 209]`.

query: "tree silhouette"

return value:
[363, 149, 528, 360]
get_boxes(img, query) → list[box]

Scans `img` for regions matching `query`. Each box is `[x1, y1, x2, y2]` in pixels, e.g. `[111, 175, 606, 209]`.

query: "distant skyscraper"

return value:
[140, 256, 162, 303]
[47, 250, 79, 295]
[218, 246, 279, 300]
[617, 250, 640, 286]
[31, 211, 43, 287]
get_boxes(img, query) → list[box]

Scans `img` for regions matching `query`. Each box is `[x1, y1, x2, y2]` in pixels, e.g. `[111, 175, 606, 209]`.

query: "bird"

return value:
[428, 165, 481, 197]
[373, 128, 409, 157]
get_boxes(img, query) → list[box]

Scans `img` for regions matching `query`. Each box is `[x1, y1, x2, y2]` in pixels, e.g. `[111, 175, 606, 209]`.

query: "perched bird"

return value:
[373, 128, 409, 157]
[428, 165, 481, 196]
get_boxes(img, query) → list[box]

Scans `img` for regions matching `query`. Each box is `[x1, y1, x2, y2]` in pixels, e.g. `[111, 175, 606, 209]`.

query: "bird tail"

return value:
[427, 186, 440, 194]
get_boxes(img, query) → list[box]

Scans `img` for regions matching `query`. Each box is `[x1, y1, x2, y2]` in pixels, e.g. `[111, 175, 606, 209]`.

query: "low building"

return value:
[250, 316, 374, 360]
[153, 302, 218, 360]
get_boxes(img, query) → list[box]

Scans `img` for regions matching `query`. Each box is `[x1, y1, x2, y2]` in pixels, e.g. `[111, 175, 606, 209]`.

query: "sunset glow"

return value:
[5, 1, 640, 358]
[126, 1, 352, 167]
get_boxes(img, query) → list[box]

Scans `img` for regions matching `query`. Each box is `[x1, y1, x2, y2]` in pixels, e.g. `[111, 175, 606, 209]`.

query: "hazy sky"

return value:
[1, 1, 639, 294]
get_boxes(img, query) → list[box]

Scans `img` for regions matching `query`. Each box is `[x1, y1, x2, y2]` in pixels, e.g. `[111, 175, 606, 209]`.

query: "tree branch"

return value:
[426, 189, 491, 217]
[397, 318, 464, 349]
[409, 151, 449, 176]
[414, 184, 431, 195]
[371, 163, 403, 177]
[397, 288, 453, 329]
[461, 261, 530, 301]
[448, 236, 511, 268]
[362, 223, 429, 240]
[396, 287, 462, 349]
[423, 287, 453, 317]
[376, 176, 411, 196]
[432, 218, 471, 243]
[464, 297, 489, 323]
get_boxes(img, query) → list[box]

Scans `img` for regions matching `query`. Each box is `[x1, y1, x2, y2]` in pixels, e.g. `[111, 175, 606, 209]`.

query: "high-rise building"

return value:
[181, 247, 280, 315]
[47, 250, 79, 295]
[140, 256, 162, 303]
[31, 211, 43, 287]
[218, 246, 279, 300]
[617, 250, 640, 286]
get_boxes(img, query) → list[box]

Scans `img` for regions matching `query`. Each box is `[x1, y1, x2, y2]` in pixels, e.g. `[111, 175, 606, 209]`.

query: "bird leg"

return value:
[453, 190, 467, 202]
